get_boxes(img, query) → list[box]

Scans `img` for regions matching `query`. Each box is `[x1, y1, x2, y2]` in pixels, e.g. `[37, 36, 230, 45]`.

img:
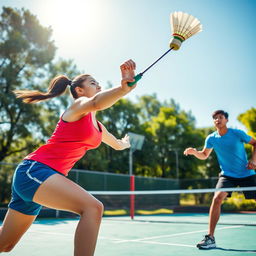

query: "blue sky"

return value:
[1, 0, 256, 130]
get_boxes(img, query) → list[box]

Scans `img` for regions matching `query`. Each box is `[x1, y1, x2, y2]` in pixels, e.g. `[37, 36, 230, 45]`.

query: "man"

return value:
[184, 110, 256, 249]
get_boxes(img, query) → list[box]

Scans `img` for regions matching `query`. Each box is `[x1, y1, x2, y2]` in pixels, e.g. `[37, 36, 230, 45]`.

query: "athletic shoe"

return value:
[196, 235, 216, 249]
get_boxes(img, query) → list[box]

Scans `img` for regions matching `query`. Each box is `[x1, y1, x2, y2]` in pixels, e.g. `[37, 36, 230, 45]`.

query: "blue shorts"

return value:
[9, 160, 60, 215]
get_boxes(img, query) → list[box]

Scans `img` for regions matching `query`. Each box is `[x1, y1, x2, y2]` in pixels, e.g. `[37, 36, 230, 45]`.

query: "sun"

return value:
[38, 0, 107, 46]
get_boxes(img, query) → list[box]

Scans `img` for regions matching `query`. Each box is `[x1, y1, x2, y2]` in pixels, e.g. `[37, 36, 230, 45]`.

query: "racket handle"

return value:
[127, 73, 142, 87]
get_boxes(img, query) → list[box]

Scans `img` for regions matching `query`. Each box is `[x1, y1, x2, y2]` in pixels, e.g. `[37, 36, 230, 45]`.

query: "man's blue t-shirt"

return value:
[204, 128, 255, 178]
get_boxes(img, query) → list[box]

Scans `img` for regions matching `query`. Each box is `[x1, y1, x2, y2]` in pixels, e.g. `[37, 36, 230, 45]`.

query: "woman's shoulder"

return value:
[62, 107, 91, 122]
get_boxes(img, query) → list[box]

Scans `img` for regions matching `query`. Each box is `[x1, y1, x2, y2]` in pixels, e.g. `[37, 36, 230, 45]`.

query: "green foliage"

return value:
[0, 7, 81, 161]
[0, 163, 16, 204]
[238, 108, 256, 138]
[180, 192, 256, 211]
[0, 6, 56, 161]
[196, 127, 220, 177]
[0, 7, 81, 203]
[222, 192, 256, 211]
[180, 192, 213, 206]
[136, 94, 162, 123]
[237, 108, 256, 159]
[140, 98, 205, 179]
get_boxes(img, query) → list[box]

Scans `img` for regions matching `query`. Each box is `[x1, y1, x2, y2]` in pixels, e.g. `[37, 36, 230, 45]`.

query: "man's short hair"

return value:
[212, 110, 229, 119]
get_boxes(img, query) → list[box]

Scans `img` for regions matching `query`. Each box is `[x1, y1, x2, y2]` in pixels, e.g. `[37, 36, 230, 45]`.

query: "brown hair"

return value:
[14, 74, 90, 103]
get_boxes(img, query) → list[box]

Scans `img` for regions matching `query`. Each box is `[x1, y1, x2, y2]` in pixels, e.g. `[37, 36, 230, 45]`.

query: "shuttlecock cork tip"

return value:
[169, 11, 202, 50]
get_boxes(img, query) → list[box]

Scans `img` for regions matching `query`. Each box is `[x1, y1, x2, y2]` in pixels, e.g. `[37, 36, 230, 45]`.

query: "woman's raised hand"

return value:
[120, 59, 137, 92]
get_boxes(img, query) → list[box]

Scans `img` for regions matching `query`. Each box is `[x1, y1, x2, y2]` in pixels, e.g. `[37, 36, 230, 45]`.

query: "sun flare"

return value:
[39, 0, 107, 46]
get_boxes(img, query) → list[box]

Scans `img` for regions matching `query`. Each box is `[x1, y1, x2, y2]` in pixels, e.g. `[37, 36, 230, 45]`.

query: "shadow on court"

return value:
[215, 247, 256, 253]
[34, 218, 78, 225]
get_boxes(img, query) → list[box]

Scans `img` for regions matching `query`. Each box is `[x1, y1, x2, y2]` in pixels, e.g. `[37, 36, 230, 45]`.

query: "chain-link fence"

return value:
[0, 162, 220, 217]
[0, 162, 179, 203]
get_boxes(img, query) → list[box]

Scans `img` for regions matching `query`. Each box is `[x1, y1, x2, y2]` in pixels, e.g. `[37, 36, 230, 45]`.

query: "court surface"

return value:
[2, 213, 256, 256]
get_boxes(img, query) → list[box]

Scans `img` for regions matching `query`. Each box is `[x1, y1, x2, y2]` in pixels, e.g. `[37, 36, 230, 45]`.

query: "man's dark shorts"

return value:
[216, 174, 256, 199]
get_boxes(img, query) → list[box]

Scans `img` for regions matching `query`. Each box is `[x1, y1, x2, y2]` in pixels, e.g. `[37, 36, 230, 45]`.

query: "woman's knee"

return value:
[92, 200, 104, 217]
[80, 199, 104, 218]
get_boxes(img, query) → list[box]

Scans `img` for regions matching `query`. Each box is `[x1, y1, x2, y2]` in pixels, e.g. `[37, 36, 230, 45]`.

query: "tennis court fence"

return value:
[1, 162, 255, 223]
[0, 162, 217, 206]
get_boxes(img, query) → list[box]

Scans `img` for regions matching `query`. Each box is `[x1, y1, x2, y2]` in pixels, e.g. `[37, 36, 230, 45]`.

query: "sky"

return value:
[1, 0, 256, 130]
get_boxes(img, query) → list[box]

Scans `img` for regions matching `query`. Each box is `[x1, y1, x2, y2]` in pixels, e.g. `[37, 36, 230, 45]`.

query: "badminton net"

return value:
[90, 186, 256, 226]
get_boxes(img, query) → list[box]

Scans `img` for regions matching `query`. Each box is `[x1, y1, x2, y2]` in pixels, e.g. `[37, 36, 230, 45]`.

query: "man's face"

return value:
[213, 114, 228, 129]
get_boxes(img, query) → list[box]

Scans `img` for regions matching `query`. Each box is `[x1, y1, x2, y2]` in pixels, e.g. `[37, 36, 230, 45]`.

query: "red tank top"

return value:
[25, 112, 102, 176]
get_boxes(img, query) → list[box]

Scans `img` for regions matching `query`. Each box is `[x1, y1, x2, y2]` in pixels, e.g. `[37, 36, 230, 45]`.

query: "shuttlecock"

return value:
[169, 11, 202, 50]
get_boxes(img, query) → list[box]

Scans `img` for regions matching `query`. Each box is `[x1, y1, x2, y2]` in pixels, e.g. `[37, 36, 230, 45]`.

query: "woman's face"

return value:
[79, 76, 101, 97]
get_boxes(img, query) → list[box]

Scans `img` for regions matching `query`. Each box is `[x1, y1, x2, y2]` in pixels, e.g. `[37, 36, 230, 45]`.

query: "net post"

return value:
[130, 175, 135, 220]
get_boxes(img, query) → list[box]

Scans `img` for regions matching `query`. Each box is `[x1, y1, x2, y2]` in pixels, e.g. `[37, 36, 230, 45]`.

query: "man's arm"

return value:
[247, 138, 256, 169]
[101, 123, 130, 150]
[183, 147, 213, 160]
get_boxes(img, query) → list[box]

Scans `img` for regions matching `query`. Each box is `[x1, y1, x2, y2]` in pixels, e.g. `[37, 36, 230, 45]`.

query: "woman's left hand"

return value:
[120, 134, 131, 149]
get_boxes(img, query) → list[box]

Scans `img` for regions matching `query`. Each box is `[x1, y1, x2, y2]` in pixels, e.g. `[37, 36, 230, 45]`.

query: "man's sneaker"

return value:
[196, 235, 216, 249]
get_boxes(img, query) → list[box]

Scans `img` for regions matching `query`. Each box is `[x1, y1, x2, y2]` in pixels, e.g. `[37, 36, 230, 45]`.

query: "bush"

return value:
[222, 192, 256, 211]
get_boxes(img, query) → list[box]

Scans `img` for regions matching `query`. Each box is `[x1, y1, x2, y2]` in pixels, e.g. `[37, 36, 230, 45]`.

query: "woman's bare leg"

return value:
[33, 174, 103, 256]
[0, 209, 36, 252]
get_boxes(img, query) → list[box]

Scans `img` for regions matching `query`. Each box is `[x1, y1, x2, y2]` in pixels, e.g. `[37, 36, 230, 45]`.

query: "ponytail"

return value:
[14, 75, 71, 103]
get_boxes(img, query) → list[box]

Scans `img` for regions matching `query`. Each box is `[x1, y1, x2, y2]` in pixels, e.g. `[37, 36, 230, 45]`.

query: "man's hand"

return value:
[247, 160, 256, 170]
[184, 147, 196, 156]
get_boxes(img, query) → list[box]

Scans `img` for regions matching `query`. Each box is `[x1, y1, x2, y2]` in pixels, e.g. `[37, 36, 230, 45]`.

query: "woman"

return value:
[0, 59, 137, 255]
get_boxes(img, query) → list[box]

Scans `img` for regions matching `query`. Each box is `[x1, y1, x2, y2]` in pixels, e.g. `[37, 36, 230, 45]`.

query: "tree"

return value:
[196, 127, 219, 178]
[0, 7, 81, 162]
[238, 108, 256, 159]
[136, 94, 162, 123]
[0, 7, 56, 161]
[0, 7, 81, 204]
[238, 108, 256, 138]
[136, 98, 205, 179]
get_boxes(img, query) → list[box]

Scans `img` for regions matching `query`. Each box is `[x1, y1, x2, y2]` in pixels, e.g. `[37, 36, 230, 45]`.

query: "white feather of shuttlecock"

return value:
[169, 11, 202, 50]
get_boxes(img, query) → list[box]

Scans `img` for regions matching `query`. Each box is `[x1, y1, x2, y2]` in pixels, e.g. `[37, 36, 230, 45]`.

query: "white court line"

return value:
[99, 236, 128, 242]
[29, 223, 243, 240]
[24, 226, 256, 251]
[98, 236, 195, 248]
[28, 223, 244, 249]
[128, 240, 195, 248]
[114, 225, 243, 244]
